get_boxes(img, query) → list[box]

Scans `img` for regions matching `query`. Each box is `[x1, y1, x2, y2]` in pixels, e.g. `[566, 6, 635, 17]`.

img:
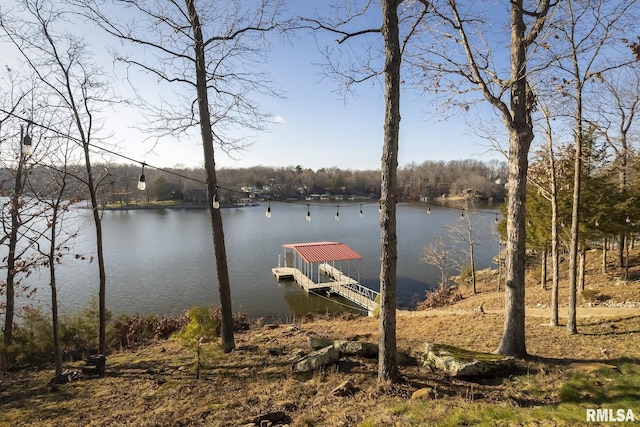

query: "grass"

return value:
[1, 249, 639, 426]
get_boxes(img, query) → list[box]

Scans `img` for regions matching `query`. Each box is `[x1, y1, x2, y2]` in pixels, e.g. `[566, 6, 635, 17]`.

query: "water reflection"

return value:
[18, 201, 500, 318]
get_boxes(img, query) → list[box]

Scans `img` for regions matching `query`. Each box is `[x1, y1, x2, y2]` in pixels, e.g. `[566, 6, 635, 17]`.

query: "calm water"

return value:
[19, 201, 500, 318]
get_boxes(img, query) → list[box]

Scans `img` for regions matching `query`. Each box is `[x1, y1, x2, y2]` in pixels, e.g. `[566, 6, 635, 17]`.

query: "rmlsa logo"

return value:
[586, 408, 636, 422]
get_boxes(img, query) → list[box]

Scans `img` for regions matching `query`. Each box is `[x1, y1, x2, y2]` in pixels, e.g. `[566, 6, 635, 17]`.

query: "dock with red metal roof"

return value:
[272, 242, 379, 315]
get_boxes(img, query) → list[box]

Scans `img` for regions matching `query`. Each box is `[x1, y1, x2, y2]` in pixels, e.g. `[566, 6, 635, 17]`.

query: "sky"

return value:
[2, 1, 507, 172]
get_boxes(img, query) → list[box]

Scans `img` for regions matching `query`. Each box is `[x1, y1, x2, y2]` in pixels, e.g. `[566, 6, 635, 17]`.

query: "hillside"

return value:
[1, 249, 639, 426]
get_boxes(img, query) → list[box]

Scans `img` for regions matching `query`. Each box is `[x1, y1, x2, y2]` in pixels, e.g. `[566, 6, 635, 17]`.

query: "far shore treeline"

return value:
[0, 159, 508, 204]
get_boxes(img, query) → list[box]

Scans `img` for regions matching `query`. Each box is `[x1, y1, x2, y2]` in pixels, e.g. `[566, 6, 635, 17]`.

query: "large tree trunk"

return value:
[496, 3, 534, 359]
[186, 0, 235, 353]
[567, 85, 584, 335]
[378, 0, 401, 385]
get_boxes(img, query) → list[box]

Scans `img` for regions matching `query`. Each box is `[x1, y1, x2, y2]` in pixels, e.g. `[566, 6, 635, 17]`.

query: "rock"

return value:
[411, 387, 433, 400]
[333, 340, 378, 358]
[292, 346, 340, 373]
[422, 343, 516, 378]
[308, 335, 334, 350]
[287, 349, 307, 362]
[330, 380, 356, 396]
[309, 335, 378, 357]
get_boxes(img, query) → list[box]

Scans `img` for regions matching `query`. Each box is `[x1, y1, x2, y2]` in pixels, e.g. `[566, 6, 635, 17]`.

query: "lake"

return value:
[17, 200, 501, 319]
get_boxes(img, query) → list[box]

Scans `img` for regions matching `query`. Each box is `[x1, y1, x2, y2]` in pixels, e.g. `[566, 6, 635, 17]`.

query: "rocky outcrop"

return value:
[422, 343, 516, 378]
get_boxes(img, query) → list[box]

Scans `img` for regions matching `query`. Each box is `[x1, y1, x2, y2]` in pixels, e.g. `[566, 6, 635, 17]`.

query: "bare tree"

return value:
[1, 0, 115, 356]
[76, 0, 289, 352]
[27, 133, 83, 376]
[542, 0, 639, 334]
[302, 0, 430, 384]
[420, 236, 454, 291]
[414, 0, 553, 357]
[446, 199, 480, 294]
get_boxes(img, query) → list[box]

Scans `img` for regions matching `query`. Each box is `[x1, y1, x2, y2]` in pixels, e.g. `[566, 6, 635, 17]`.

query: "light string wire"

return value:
[1, 107, 501, 217]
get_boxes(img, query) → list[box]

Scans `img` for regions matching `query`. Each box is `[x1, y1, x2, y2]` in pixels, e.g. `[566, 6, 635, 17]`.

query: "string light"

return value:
[212, 190, 220, 210]
[460, 209, 464, 219]
[265, 200, 271, 218]
[495, 213, 499, 223]
[378, 201, 382, 212]
[21, 123, 33, 156]
[137, 163, 146, 191]
[427, 206, 431, 215]
[306, 204, 311, 222]
[335, 206, 340, 221]
[359, 204, 363, 217]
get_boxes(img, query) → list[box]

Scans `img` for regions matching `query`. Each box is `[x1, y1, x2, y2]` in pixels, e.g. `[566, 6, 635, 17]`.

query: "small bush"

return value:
[579, 289, 612, 304]
[2, 306, 53, 368]
[108, 313, 188, 350]
[416, 287, 463, 310]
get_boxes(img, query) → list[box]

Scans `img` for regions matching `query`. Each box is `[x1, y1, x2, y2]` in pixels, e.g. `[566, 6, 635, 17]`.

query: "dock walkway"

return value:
[272, 264, 379, 314]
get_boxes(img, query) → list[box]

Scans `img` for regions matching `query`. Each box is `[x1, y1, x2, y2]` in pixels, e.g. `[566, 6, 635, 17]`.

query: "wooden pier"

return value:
[272, 242, 379, 315]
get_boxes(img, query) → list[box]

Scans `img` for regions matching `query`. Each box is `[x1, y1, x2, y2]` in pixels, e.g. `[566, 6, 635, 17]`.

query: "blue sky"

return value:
[3, 1, 506, 171]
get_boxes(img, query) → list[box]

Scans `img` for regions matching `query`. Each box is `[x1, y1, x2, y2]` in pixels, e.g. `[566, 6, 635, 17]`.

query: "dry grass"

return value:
[1, 249, 639, 426]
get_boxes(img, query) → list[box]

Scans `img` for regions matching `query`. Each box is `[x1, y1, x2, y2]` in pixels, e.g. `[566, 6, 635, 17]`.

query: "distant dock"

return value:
[272, 242, 379, 315]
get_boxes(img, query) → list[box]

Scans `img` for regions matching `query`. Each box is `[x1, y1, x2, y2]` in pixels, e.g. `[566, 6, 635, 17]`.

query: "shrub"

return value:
[416, 286, 463, 310]
[108, 313, 189, 350]
[0, 306, 53, 369]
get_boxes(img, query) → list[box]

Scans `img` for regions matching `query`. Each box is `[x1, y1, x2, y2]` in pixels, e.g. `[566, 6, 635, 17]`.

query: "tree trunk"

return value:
[3, 127, 26, 347]
[567, 88, 584, 336]
[547, 111, 560, 327]
[496, 2, 534, 359]
[578, 246, 586, 292]
[378, 0, 401, 385]
[49, 208, 63, 376]
[186, 0, 235, 352]
[81, 142, 107, 355]
[540, 248, 547, 290]
[624, 232, 630, 281]
[469, 236, 477, 294]
[602, 237, 607, 274]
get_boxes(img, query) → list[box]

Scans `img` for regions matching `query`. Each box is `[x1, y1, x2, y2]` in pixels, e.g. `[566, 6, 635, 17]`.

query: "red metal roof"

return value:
[283, 242, 363, 263]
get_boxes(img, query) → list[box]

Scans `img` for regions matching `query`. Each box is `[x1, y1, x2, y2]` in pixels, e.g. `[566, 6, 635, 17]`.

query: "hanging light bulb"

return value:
[21, 131, 33, 156]
[335, 206, 340, 221]
[460, 210, 464, 219]
[626, 216, 631, 224]
[306, 204, 311, 222]
[359, 204, 364, 217]
[495, 213, 499, 223]
[265, 201, 271, 218]
[212, 194, 220, 209]
[137, 163, 146, 191]
[427, 206, 431, 215]
[378, 201, 382, 212]
[595, 219, 599, 227]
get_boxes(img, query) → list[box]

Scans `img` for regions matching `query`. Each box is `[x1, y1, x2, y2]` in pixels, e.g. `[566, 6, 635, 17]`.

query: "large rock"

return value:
[308, 335, 378, 357]
[422, 343, 516, 378]
[292, 346, 340, 373]
[333, 340, 378, 358]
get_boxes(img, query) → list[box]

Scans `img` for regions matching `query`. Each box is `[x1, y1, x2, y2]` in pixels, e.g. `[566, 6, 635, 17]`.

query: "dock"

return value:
[272, 242, 379, 315]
